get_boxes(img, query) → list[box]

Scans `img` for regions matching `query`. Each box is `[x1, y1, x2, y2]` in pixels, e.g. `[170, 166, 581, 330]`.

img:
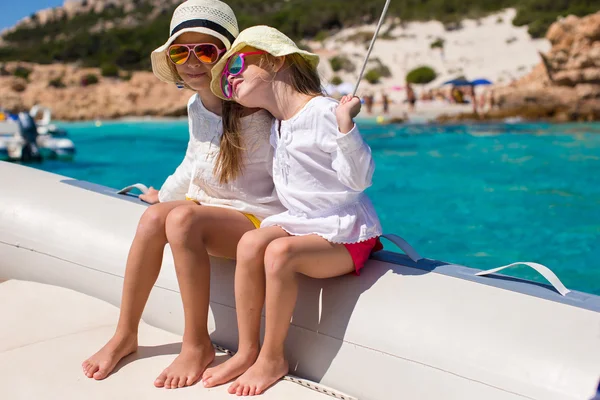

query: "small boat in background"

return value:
[0, 105, 75, 162]
[29, 104, 76, 160]
[0, 111, 18, 161]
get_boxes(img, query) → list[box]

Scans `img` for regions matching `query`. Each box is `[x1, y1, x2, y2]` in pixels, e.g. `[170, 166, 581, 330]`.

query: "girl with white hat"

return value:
[199, 26, 383, 395]
[82, 2, 284, 389]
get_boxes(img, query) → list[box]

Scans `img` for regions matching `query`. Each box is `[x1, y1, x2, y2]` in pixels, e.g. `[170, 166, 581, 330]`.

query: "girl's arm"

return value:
[158, 95, 197, 202]
[317, 100, 375, 191]
[158, 137, 194, 202]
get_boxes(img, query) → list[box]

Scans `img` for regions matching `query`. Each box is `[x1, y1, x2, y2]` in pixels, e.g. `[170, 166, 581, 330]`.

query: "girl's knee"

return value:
[165, 206, 201, 245]
[237, 230, 269, 264]
[264, 239, 294, 276]
[137, 204, 169, 237]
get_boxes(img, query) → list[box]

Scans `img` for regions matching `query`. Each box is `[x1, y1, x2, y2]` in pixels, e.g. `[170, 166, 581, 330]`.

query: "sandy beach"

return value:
[309, 8, 551, 118]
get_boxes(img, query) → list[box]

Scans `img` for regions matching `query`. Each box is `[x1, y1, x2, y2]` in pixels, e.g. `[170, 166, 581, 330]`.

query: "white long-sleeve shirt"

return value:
[261, 96, 382, 243]
[159, 94, 285, 220]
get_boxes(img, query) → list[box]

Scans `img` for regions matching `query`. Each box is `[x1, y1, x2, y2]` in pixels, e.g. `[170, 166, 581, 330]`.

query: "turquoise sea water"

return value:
[33, 120, 600, 295]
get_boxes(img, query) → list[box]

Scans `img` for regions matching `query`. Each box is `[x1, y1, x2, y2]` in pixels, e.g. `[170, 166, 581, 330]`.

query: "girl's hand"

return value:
[139, 187, 160, 204]
[337, 95, 361, 119]
[336, 95, 361, 134]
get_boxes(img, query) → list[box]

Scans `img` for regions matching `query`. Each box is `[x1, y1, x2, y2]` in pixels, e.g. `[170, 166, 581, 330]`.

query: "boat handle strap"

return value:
[380, 234, 423, 262]
[116, 183, 149, 195]
[475, 262, 570, 296]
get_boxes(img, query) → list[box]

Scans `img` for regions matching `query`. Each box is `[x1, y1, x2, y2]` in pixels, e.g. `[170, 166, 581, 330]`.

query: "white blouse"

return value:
[261, 96, 382, 243]
[159, 94, 285, 220]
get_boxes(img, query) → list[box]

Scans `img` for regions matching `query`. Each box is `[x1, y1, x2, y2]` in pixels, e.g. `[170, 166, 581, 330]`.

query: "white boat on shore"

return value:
[0, 162, 599, 400]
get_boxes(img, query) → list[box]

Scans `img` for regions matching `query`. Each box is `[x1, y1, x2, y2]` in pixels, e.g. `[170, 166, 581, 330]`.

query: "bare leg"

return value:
[82, 201, 191, 380]
[229, 235, 355, 396]
[154, 205, 257, 389]
[202, 227, 289, 388]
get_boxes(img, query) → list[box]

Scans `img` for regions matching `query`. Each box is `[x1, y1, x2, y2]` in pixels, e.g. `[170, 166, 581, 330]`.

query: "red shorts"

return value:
[343, 237, 383, 275]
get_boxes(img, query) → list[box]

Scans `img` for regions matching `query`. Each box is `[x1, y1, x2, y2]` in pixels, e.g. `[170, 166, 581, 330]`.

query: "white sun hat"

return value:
[210, 25, 320, 100]
[151, 0, 239, 84]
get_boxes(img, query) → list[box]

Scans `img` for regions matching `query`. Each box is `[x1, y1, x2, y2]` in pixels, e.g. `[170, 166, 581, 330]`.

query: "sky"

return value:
[1, 0, 65, 31]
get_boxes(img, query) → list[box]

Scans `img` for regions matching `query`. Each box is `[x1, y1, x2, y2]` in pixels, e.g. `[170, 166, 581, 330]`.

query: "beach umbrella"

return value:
[442, 78, 471, 86]
[471, 78, 493, 86]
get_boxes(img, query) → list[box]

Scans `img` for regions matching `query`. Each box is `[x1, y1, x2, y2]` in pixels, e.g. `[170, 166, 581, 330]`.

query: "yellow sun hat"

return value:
[210, 25, 320, 100]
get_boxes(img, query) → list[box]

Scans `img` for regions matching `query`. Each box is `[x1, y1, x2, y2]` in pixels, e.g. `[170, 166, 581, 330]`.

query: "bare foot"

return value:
[82, 333, 138, 380]
[228, 356, 289, 396]
[201, 348, 259, 388]
[154, 341, 215, 389]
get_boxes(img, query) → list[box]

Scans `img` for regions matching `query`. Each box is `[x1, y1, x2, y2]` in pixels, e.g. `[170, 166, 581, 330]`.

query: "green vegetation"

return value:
[329, 55, 355, 73]
[330, 76, 343, 85]
[364, 69, 381, 84]
[82, 73, 99, 86]
[511, 0, 594, 38]
[371, 58, 392, 78]
[347, 30, 375, 43]
[48, 77, 66, 88]
[0, 0, 597, 70]
[430, 38, 445, 49]
[406, 66, 437, 85]
[101, 63, 120, 77]
[314, 30, 329, 42]
[13, 66, 32, 80]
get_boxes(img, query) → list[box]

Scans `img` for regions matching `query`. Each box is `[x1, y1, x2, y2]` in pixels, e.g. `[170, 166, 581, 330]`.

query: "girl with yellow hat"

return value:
[199, 26, 383, 395]
[82, 2, 284, 389]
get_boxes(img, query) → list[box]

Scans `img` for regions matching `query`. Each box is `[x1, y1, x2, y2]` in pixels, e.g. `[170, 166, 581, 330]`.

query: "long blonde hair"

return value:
[168, 60, 246, 184]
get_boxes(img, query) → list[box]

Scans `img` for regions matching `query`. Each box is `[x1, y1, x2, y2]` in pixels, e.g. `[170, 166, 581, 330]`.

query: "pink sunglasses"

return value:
[168, 43, 226, 65]
[220, 51, 267, 99]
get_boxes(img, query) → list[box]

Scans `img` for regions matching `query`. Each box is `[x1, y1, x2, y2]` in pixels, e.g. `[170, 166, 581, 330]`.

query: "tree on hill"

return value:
[406, 66, 437, 85]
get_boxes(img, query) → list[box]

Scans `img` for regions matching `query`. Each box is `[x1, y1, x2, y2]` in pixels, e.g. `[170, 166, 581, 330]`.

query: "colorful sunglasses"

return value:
[220, 51, 267, 99]
[168, 43, 225, 65]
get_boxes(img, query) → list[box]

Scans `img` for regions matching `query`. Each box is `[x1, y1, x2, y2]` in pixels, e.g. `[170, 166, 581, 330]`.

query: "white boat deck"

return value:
[0, 280, 342, 400]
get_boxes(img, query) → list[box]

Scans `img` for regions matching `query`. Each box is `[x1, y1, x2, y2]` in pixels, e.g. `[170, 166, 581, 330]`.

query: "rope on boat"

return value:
[213, 343, 358, 400]
[353, 0, 393, 97]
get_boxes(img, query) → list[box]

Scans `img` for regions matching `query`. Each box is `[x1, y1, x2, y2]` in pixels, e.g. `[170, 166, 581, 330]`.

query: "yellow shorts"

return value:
[186, 197, 261, 229]
[243, 213, 261, 229]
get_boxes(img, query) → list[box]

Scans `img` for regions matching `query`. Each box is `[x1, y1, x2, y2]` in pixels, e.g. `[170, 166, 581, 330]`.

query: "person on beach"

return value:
[382, 91, 390, 114]
[197, 26, 383, 395]
[81, 1, 283, 389]
[406, 82, 416, 112]
[364, 92, 374, 114]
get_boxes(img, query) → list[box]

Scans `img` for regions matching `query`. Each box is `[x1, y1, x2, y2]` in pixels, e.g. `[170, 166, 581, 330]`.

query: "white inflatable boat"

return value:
[1, 161, 599, 400]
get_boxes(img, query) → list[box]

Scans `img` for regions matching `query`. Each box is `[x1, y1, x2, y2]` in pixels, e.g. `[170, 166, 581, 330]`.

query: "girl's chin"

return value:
[233, 93, 251, 106]
[233, 87, 256, 106]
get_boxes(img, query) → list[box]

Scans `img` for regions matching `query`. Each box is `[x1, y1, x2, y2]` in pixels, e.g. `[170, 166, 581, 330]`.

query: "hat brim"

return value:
[151, 27, 233, 85]
[210, 39, 320, 100]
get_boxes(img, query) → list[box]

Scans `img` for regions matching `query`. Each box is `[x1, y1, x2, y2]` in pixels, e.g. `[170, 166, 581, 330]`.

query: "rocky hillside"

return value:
[492, 12, 600, 122]
[0, 62, 189, 120]
[1, 0, 597, 71]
